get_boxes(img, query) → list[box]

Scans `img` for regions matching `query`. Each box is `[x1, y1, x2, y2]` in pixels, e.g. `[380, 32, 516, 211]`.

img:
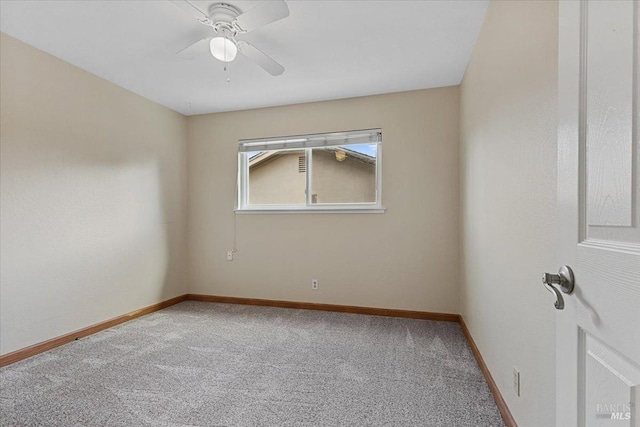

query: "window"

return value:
[237, 129, 382, 212]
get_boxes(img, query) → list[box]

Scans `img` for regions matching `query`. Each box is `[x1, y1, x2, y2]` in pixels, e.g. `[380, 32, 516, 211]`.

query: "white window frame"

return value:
[236, 129, 384, 213]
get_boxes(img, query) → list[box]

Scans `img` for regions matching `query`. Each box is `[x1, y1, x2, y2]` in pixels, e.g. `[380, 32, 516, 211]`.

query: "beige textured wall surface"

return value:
[188, 87, 460, 313]
[459, 1, 558, 426]
[0, 33, 188, 355]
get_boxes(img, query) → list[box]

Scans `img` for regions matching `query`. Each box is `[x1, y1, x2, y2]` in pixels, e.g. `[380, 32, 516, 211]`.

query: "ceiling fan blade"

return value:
[177, 36, 213, 59]
[237, 41, 285, 76]
[234, 0, 289, 32]
[169, 0, 212, 25]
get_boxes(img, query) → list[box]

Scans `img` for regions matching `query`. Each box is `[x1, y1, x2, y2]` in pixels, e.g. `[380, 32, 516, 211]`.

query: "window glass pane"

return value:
[248, 149, 306, 206]
[310, 144, 377, 204]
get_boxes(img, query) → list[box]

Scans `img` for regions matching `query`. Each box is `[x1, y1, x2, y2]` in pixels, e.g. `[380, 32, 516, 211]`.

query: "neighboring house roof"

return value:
[248, 150, 283, 168]
[249, 147, 374, 169]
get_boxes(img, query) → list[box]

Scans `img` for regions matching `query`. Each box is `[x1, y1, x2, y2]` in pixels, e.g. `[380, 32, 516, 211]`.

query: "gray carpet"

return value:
[0, 301, 505, 426]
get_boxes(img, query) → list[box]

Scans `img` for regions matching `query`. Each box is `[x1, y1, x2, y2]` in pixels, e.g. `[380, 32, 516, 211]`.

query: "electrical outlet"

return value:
[311, 279, 319, 290]
[226, 250, 233, 261]
[513, 367, 520, 396]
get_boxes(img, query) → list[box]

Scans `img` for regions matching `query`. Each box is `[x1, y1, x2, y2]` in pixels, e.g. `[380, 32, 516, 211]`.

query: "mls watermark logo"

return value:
[596, 403, 631, 421]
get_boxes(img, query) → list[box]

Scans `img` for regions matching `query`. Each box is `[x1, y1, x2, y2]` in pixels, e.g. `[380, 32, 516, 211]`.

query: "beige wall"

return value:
[459, 1, 558, 426]
[249, 150, 375, 205]
[0, 33, 188, 355]
[188, 87, 460, 313]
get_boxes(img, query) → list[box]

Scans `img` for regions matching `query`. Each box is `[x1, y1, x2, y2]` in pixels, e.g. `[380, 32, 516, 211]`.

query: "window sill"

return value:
[235, 208, 386, 215]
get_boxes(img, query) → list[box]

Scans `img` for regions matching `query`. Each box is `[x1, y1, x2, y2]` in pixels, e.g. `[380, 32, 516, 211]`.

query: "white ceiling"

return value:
[0, 0, 488, 116]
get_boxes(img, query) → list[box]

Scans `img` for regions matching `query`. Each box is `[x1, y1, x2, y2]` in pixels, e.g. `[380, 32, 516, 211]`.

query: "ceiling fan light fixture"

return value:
[210, 36, 237, 62]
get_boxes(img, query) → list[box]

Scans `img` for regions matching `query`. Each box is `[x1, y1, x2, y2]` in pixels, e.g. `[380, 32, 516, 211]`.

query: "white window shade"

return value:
[238, 129, 382, 153]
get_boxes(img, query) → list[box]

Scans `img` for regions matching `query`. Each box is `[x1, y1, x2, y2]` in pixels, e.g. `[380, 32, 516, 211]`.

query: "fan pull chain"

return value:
[224, 35, 231, 82]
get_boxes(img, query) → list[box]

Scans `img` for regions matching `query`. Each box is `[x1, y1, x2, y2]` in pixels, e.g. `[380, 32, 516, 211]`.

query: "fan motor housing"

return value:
[207, 3, 241, 25]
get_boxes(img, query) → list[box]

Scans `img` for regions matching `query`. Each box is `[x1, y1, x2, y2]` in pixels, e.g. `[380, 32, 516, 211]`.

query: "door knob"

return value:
[542, 265, 575, 310]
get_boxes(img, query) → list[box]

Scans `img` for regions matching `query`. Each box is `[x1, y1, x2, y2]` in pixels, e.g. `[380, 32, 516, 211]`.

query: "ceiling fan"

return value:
[170, 0, 289, 76]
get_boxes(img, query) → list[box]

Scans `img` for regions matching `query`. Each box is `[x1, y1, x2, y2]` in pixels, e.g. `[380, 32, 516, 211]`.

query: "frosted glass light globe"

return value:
[210, 37, 237, 62]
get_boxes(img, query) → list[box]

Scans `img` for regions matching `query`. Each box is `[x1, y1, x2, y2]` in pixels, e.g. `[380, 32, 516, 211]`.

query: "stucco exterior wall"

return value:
[249, 151, 306, 205]
[249, 150, 375, 205]
[312, 150, 375, 204]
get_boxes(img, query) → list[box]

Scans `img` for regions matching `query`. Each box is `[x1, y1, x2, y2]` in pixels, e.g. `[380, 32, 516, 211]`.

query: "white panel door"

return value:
[557, 1, 640, 426]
